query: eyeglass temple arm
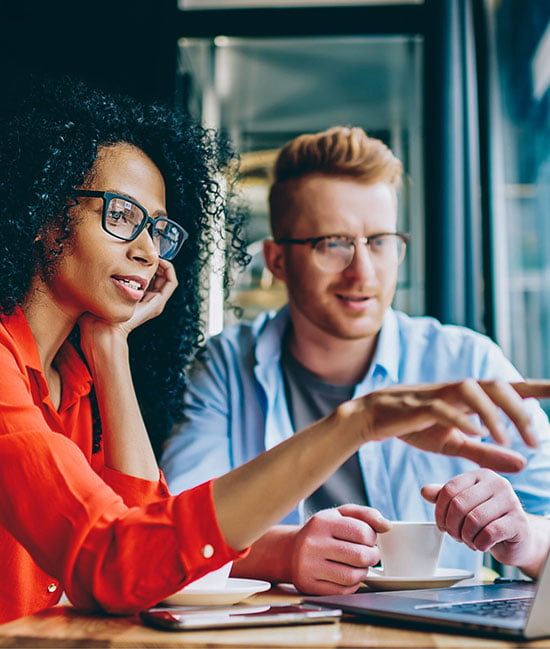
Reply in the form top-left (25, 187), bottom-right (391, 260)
top-left (274, 237), bottom-right (322, 246)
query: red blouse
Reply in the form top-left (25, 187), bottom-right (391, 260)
top-left (0, 308), bottom-right (246, 623)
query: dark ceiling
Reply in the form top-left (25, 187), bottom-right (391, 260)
top-left (0, 1), bottom-right (179, 107)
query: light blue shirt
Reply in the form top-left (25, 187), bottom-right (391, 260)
top-left (162, 307), bottom-right (550, 576)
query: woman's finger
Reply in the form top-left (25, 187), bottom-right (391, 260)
top-left (140, 260), bottom-right (178, 307)
top-left (480, 380), bottom-right (537, 448)
top-left (155, 259), bottom-right (178, 295)
top-left (401, 424), bottom-right (526, 472)
top-left (511, 380), bottom-right (550, 399)
top-left (439, 380), bottom-right (509, 445)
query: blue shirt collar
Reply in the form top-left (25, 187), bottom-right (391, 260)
top-left (255, 305), bottom-right (290, 366)
top-left (365, 308), bottom-right (400, 385)
top-left (255, 305), bottom-right (400, 385)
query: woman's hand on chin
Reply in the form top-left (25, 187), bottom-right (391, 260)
top-left (78, 260), bottom-right (177, 362)
top-left (120, 259), bottom-right (178, 334)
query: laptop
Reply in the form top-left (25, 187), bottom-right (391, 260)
top-left (305, 551), bottom-right (550, 640)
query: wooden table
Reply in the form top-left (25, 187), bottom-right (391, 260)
top-left (0, 587), bottom-right (549, 649)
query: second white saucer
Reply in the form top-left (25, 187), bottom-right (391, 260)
top-left (160, 578), bottom-right (271, 607)
top-left (362, 567), bottom-right (474, 591)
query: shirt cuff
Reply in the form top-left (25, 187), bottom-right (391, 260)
top-left (173, 480), bottom-right (249, 583)
top-left (100, 466), bottom-right (170, 507)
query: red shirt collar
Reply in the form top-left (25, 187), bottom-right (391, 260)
top-left (1, 307), bottom-right (93, 408)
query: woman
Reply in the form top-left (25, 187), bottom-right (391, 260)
top-left (0, 77), bottom-right (546, 624)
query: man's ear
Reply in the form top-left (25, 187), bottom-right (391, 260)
top-left (263, 238), bottom-right (287, 283)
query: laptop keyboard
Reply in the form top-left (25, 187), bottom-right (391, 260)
top-left (431, 598), bottom-right (532, 620)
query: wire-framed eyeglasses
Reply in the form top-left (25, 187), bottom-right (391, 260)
top-left (275, 232), bottom-right (410, 272)
top-left (71, 190), bottom-right (188, 261)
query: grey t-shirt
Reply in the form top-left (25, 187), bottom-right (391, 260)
top-left (281, 335), bottom-right (368, 519)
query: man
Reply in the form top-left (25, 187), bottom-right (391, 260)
top-left (162, 126), bottom-right (550, 594)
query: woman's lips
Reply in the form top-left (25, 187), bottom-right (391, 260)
top-left (111, 275), bottom-right (147, 301)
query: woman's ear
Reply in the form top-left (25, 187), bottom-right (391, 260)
top-left (263, 239), bottom-right (287, 283)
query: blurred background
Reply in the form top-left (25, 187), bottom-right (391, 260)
top-left (1, 0), bottom-right (549, 386)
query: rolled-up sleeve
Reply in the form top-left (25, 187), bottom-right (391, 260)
top-left (0, 310), bottom-right (250, 621)
top-left (0, 430), bottom-right (247, 616)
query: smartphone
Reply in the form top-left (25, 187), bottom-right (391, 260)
top-left (140, 603), bottom-right (342, 631)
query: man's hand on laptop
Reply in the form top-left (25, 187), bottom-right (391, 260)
top-left (422, 469), bottom-right (550, 579)
top-left (289, 504), bottom-right (390, 595)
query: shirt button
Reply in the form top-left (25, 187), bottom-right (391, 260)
top-left (201, 544), bottom-right (214, 558)
top-left (47, 583), bottom-right (57, 593)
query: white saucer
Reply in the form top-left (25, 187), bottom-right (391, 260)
top-left (361, 567), bottom-right (474, 591)
top-left (160, 578), bottom-right (271, 606)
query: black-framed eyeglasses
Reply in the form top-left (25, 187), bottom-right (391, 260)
top-left (71, 190), bottom-right (188, 261)
top-left (275, 232), bottom-right (410, 272)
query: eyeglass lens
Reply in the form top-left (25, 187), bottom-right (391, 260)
top-left (105, 196), bottom-right (183, 260)
top-left (105, 197), bottom-right (144, 239)
top-left (314, 235), bottom-right (405, 272)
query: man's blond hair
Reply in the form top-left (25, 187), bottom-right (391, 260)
top-left (269, 126), bottom-right (402, 237)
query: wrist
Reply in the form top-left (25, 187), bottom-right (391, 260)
top-left (333, 396), bottom-right (375, 446)
top-left (265, 526), bottom-right (299, 583)
top-left (517, 516), bottom-right (550, 578)
top-left (232, 526), bottom-right (299, 583)
top-left (81, 331), bottom-right (129, 375)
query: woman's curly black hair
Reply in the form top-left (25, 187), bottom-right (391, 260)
top-left (0, 76), bottom-right (249, 458)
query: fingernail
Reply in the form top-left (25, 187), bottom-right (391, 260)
top-left (496, 423), bottom-right (511, 446)
top-left (524, 424), bottom-right (538, 447)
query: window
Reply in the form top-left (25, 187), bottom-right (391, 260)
top-left (177, 33), bottom-right (424, 332)
top-left (487, 1), bottom-right (550, 380)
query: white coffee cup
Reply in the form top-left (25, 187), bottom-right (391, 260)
top-left (182, 561), bottom-right (233, 591)
top-left (377, 521), bottom-right (443, 578)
